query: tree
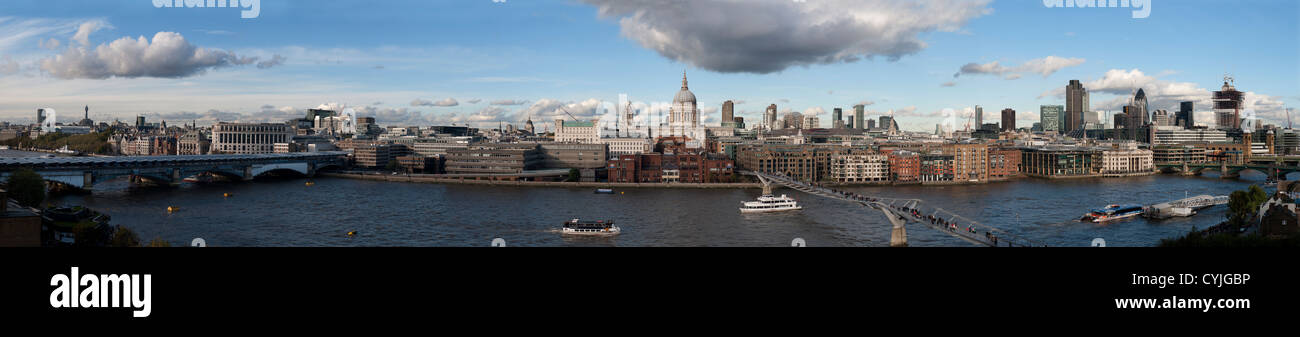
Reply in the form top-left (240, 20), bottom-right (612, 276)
top-left (146, 237), bottom-right (171, 247)
top-left (110, 226), bottom-right (141, 247)
top-left (5, 169), bottom-right (46, 207)
top-left (1226, 185), bottom-right (1268, 228)
top-left (567, 168), bottom-right (580, 182)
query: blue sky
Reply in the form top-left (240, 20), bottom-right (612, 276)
top-left (0, 0), bottom-right (1296, 132)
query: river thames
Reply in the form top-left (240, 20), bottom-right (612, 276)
top-left (43, 169), bottom-right (1277, 247)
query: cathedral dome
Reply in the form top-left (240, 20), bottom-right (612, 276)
top-left (673, 72), bottom-right (696, 104)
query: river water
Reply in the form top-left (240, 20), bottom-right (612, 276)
top-left (42, 169), bottom-right (1274, 247)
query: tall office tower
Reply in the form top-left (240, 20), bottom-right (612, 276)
top-left (1151, 109), bottom-right (1172, 127)
top-left (854, 104), bottom-right (866, 130)
top-left (1065, 80), bottom-right (1089, 132)
top-left (879, 115), bottom-right (898, 133)
top-left (722, 100), bottom-right (735, 128)
top-left (1177, 101), bottom-right (1195, 129)
top-left (867, 120), bottom-right (876, 129)
top-left (1132, 88), bottom-right (1150, 125)
top-left (803, 116), bottom-right (820, 129)
top-left (1040, 105), bottom-right (1063, 133)
top-left (1001, 108), bottom-right (1016, 132)
top-left (782, 111), bottom-right (804, 129)
top-left (1123, 105), bottom-right (1143, 140)
top-left (1214, 77), bottom-right (1244, 130)
top-left (764, 104), bottom-right (778, 130)
top-left (1114, 112), bottom-right (1129, 129)
top-left (974, 105), bottom-right (984, 126)
top-left (847, 119), bottom-right (854, 129)
top-left (832, 108), bottom-right (843, 127)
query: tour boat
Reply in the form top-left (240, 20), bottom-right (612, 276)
top-left (1081, 204), bottom-right (1144, 223)
top-left (562, 219), bottom-right (620, 235)
top-left (594, 188), bottom-right (614, 194)
top-left (55, 145), bottom-right (76, 154)
top-left (739, 194), bottom-right (802, 213)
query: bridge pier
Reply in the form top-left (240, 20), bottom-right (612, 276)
top-left (890, 222), bottom-right (908, 247)
top-left (871, 204), bottom-right (909, 247)
top-left (170, 168), bottom-right (182, 187)
top-left (82, 172), bottom-right (94, 191)
top-left (307, 163), bottom-right (317, 177)
top-left (242, 166), bottom-right (254, 181)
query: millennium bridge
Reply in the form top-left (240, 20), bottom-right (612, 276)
top-left (741, 171), bottom-right (1044, 247)
top-left (0, 151), bottom-right (348, 190)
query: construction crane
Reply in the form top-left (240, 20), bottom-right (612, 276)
top-left (556, 105), bottom-right (580, 122)
top-left (1287, 106), bottom-right (1292, 129)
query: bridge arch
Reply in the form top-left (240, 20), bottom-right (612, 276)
top-left (1231, 167), bottom-right (1269, 177)
top-left (315, 163), bottom-right (344, 173)
top-left (254, 168), bottom-right (310, 179)
top-left (250, 162), bottom-right (310, 177)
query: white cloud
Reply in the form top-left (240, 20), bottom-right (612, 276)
top-left (39, 38), bottom-right (60, 50)
top-left (39, 31), bottom-right (267, 79)
top-left (0, 56), bottom-right (17, 75)
top-left (411, 97), bottom-right (459, 107)
top-left (583, 0), bottom-right (991, 73)
top-left (490, 99), bottom-right (529, 106)
top-left (255, 54), bottom-right (286, 69)
top-left (72, 20), bottom-right (109, 47)
top-left (955, 56), bottom-right (1085, 79)
top-left (0, 17), bottom-right (85, 53)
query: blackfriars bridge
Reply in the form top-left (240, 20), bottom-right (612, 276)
top-left (0, 151), bottom-right (348, 190)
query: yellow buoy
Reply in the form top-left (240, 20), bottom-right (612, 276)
top-left (347, 231), bottom-right (356, 237)
top-left (167, 206), bottom-right (179, 213)
top-left (223, 193), bottom-right (232, 198)
top-left (305, 181), bottom-right (315, 186)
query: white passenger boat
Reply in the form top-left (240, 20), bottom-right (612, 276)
top-left (739, 194), bottom-right (802, 213)
top-left (561, 219), bottom-right (620, 235)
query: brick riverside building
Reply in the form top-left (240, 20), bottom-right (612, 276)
top-left (735, 144), bottom-right (860, 182)
top-left (884, 150), bottom-right (921, 183)
top-left (988, 148), bottom-right (1021, 180)
top-left (606, 153), bottom-right (734, 183)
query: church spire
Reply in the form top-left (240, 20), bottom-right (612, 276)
top-left (681, 70), bottom-right (688, 90)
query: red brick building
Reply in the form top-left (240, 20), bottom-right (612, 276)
top-left (607, 153), bottom-right (734, 183)
top-left (883, 150), bottom-right (920, 183)
top-left (988, 148), bottom-right (1022, 180)
top-left (151, 136), bottom-right (178, 155)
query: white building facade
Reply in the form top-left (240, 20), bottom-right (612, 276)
top-left (1101, 148), bottom-right (1155, 175)
top-left (211, 122), bottom-right (295, 154)
top-left (554, 119), bottom-right (600, 143)
top-left (830, 154), bottom-right (891, 183)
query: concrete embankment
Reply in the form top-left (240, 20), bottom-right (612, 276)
top-left (318, 172), bottom-right (763, 189)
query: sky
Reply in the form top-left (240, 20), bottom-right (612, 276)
top-left (0, 0), bottom-right (1296, 132)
